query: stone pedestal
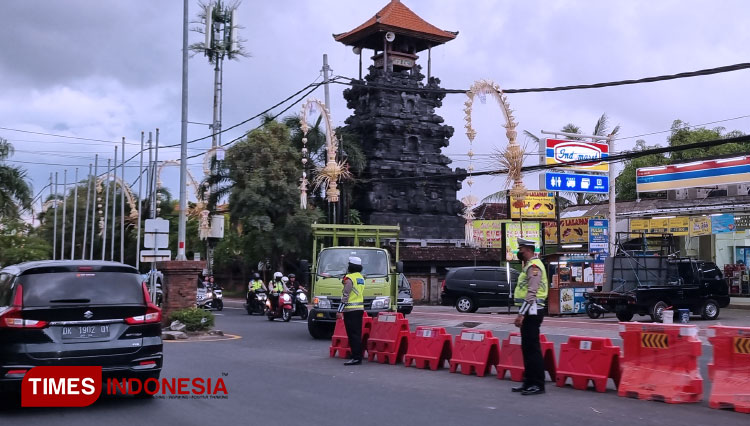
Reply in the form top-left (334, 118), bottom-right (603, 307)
top-left (156, 260), bottom-right (205, 326)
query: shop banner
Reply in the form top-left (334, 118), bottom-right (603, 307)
top-left (593, 260), bottom-right (606, 286)
top-left (504, 222), bottom-right (542, 261)
top-left (668, 217), bottom-right (689, 236)
top-left (637, 155), bottom-right (750, 193)
top-left (711, 214), bottom-right (736, 234)
top-left (560, 217), bottom-right (589, 244)
top-left (472, 220), bottom-right (508, 248)
top-left (649, 218), bottom-right (669, 233)
top-left (560, 288), bottom-right (588, 314)
top-left (545, 139), bottom-right (609, 172)
top-left (543, 221), bottom-right (558, 245)
top-left (588, 219), bottom-right (609, 254)
top-left (629, 218), bottom-right (650, 237)
top-left (735, 215), bottom-right (750, 231)
top-left (689, 216), bottom-right (712, 236)
top-left (509, 191), bottom-right (556, 220)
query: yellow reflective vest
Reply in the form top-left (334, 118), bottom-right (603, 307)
top-left (249, 280), bottom-right (264, 291)
top-left (514, 258), bottom-right (548, 307)
top-left (342, 272), bottom-right (365, 311)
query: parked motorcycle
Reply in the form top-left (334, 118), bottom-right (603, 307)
top-left (292, 287), bottom-right (309, 320)
top-left (266, 291), bottom-right (293, 322)
top-left (198, 282), bottom-right (224, 311)
top-left (245, 290), bottom-right (268, 315)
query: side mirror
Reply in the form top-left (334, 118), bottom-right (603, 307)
top-left (396, 261), bottom-right (404, 274)
top-left (300, 260), bottom-right (310, 286)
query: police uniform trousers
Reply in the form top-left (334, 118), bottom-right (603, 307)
top-left (343, 310), bottom-right (364, 361)
top-left (521, 309), bottom-right (546, 389)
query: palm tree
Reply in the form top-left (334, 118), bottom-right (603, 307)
top-left (0, 138), bottom-right (33, 220)
top-left (524, 113), bottom-right (619, 206)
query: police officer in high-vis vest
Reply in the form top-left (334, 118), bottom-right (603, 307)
top-left (512, 238), bottom-right (549, 395)
top-left (337, 256), bottom-right (365, 366)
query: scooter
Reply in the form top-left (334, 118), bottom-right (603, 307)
top-left (245, 290), bottom-right (268, 315)
top-left (198, 283), bottom-right (224, 311)
top-left (292, 287), bottom-right (309, 320)
top-left (266, 291), bottom-right (293, 322)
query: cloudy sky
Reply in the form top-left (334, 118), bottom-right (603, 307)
top-left (2, 0), bottom-right (749, 215)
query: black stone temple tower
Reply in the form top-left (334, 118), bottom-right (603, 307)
top-left (334, 0), bottom-right (465, 239)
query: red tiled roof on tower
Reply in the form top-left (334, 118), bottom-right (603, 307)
top-left (333, 0), bottom-right (457, 52)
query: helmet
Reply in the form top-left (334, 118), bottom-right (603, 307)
top-left (281, 276), bottom-right (289, 284)
top-left (253, 273), bottom-right (260, 279)
top-left (273, 272), bottom-right (283, 280)
top-left (288, 274), bottom-right (296, 279)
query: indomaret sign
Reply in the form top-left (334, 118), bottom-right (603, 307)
top-left (545, 139), bottom-right (609, 172)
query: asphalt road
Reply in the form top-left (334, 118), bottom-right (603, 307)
top-left (2, 303), bottom-right (749, 425)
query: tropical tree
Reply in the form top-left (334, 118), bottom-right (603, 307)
top-left (615, 120), bottom-right (748, 200)
top-left (0, 138), bottom-right (33, 220)
top-left (0, 218), bottom-right (51, 266)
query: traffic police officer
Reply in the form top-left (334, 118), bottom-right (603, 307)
top-left (337, 256), bottom-right (365, 365)
top-left (512, 238), bottom-right (549, 395)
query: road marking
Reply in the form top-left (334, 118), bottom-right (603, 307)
top-left (164, 333), bottom-right (243, 343)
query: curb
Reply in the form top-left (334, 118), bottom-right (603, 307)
top-left (728, 304), bottom-right (750, 310)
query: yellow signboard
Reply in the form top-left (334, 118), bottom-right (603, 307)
top-left (560, 217), bottom-right (589, 244)
top-left (668, 217), bottom-right (689, 236)
top-left (689, 216), bottom-right (712, 237)
top-left (505, 222), bottom-right (542, 261)
top-left (543, 221), bottom-right (558, 245)
top-left (649, 218), bottom-right (669, 234)
top-left (630, 219), bottom-right (649, 236)
top-left (510, 191), bottom-right (556, 220)
top-left (641, 333), bottom-right (669, 349)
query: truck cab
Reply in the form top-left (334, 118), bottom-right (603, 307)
top-left (305, 224), bottom-right (401, 339)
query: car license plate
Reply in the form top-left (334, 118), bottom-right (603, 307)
top-left (62, 325), bottom-right (110, 339)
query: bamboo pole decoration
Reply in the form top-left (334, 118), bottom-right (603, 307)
top-left (463, 79), bottom-right (527, 201)
top-left (299, 98), bottom-right (350, 207)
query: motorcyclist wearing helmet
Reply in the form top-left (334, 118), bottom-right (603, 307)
top-left (269, 272), bottom-right (288, 311)
top-left (248, 272), bottom-right (267, 309)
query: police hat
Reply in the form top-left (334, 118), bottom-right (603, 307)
top-left (517, 237), bottom-right (536, 248)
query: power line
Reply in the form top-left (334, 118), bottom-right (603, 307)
top-left (0, 127), bottom-right (137, 145)
top-left (333, 61), bottom-right (750, 95)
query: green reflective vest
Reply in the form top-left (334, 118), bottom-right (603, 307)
top-left (271, 281), bottom-right (284, 293)
top-left (343, 272), bottom-right (365, 311)
top-left (250, 280), bottom-right (264, 291)
top-left (514, 258), bottom-right (549, 307)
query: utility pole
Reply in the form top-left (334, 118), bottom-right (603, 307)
top-left (71, 168), bottom-right (78, 260)
top-left (177, 0), bottom-right (189, 261)
top-left (90, 155), bottom-right (98, 260)
top-left (121, 138), bottom-right (125, 263)
top-left (608, 133), bottom-right (617, 255)
top-left (322, 53), bottom-right (340, 224)
top-left (61, 169), bottom-right (67, 260)
top-left (136, 132), bottom-right (145, 270)
top-left (102, 159), bottom-right (111, 260)
top-left (52, 172), bottom-right (57, 260)
top-left (111, 145), bottom-right (118, 261)
top-left (82, 163), bottom-right (92, 259)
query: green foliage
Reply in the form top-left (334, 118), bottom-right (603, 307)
top-left (0, 219), bottom-right (51, 267)
top-left (615, 121), bottom-right (748, 201)
top-left (209, 120), bottom-right (323, 271)
top-left (0, 138), bottom-right (33, 221)
top-left (167, 308), bottom-right (214, 332)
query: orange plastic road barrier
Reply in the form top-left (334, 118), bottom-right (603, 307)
top-left (618, 322), bottom-right (702, 404)
top-left (449, 329), bottom-right (500, 377)
top-left (404, 326), bottom-right (453, 370)
top-left (555, 336), bottom-right (621, 392)
top-left (708, 325), bottom-right (750, 413)
top-left (496, 332), bottom-right (556, 382)
top-left (329, 312), bottom-right (372, 359)
top-left (366, 312), bottom-right (410, 364)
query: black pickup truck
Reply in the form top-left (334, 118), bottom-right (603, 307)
top-left (585, 255), bottom-right (730, 322)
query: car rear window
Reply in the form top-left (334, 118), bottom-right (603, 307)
top-left (0, 273), bottom-right (14, 307)
top-left (474, 270), bottom-right (496, 281)
top-left (18, 272), bottom-right (144, 307)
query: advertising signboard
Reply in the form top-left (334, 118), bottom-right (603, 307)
top-left (636, 156), bottom-right (750, 193)
top-left (588, 219), bottom-right (609, 254)
top-left (545, 139), bottom-right (609, 172)
top-left (711, 214), bottom-right (736, 234)
top-left (504, 222), bottom-right (542, 261)
top-left (544, 172), bottom-right (609, 193)
top-left (689, 216), bottom-right (712, 236)
top-left (509, 191), bottom-right (556, 220)
top-left (472, 220), bottom-right (508, 248)
top-left (668, 217), bottom-right (690, 236)
top-left (560, 217), bottom-right (589, 244)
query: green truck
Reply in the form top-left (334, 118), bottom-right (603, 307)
top-left (302, 224), bottom-right (402, 339)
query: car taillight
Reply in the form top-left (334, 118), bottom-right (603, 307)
top-left (440, 280), bottom-right (446, 292)
top-left (0, 285), bottom-right (48, 329)
top-left (125, 283), bottom-right (162, 325)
